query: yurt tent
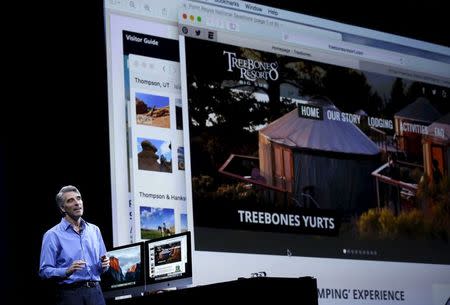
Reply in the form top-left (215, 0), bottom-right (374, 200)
top-left (259, 103), bottom-right (381, 213)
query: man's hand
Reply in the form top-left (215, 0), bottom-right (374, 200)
top-left (101, 255), bottom-right (110, 270)
top-left (65, 260), bottom-right (86, 277)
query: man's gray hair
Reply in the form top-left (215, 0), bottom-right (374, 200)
top-left (56, 185), bottom-right (81, 209)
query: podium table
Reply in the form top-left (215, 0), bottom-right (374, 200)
top-left (107, 276), bottom-right (318, 304)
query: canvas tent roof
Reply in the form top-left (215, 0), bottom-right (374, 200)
top-left (260, 107), bottom-right (380, 155)
top-left (394, 97), bottom-right (441, 123)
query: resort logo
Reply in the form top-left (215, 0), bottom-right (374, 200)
top-left (223, 51), bottom-right (279, 81)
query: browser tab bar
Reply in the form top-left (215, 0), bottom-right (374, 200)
top-left (191, 0), bottom-right (450, 57)
top-left (180, 1), bottom-right (341, 45)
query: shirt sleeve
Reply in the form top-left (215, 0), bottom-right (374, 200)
top-left (96, 226), bottom-right (109, 273)
top-left (39, 231), bottom-right (67, 279)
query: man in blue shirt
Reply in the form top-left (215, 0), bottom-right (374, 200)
top-left (39, 185), bottom-right (110, 305)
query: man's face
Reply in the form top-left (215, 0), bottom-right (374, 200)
top-left (61, 191), bottom-right (83, 218)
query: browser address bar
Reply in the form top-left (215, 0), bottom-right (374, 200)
top-left (283, 32), bottom-right (404, 66)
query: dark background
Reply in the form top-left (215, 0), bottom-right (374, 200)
top-left (3, 0), bottom-right (449, 303)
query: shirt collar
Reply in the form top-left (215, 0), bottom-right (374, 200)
top-left (60, 217), bottom-right (87, 231)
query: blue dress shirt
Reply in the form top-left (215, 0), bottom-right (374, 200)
top-left (39, 218), bottom-right (107, 284)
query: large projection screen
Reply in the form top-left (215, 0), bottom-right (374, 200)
top-left (103, 1), bottom-right (450, 304)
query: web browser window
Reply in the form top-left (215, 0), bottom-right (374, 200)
top-left (104, 0), bottom-right (187, 245)
top-left (178, 1), bottom-right (450, 304)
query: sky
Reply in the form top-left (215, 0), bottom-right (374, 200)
top-left (140, 207), bottom-right (175, 230)
top-left (137, 137), bottom-right (172, 161)
top-left (136, 92), bottom-right (170, 108)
